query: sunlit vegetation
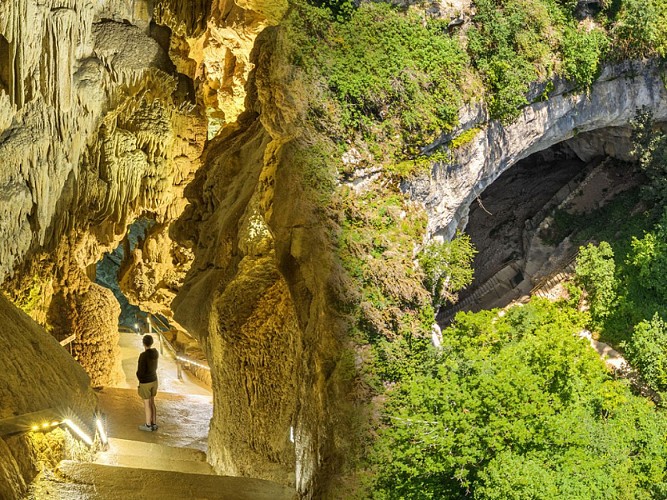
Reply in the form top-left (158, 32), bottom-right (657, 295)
top-left (370, 300), bottom-right (667, 498)
top-left (285, 0), bottom-right (667, 165)
top-left (418, 232), bottom-right (476, 310)
top-left (278, 0), bottom-right (667, 495)
top-left (565, 115), bottom-right (667, 402)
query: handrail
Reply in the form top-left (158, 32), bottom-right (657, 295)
top-left (149, 314), bottom-right (171, 333)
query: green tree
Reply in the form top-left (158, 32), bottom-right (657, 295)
top-left (417, 232), bottom-right (476, 311)
top-left (631, 109), bottom-right (667, 207)
top-left (629, 227), bottom-right (667, 301)
top-left (575, 241), bottom-right (617, 327)
top-left (370, 300), bottom-right (667, 498)
top-left (625, 313), bottom-right (667, 393)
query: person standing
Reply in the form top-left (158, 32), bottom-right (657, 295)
top-left (136, 334), bottom-right (159, 431)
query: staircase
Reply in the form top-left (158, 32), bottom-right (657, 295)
top-left (32, 437), bottom-right (295, 500)
top-left (439, 263), bottom-right (523, 324)
top-left (26, 366), bottom-right (297, 499)
top-left (93, 437), bottom-right (214, 475)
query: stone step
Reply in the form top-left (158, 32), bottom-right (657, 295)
top-left (103, 437), bottom-right (207, 462)
top-left (94, 437), bottom-right (212, 475)
top-left (57, 460), bottom-right (297, 500)
top-left (95, 451), bottom-right (214, 475)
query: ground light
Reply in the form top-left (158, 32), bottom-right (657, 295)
top-left (30, 421), bottom-right (60, 432)
top-left (96, 416), bottom-right (108, 446)
top-left (176, 355), bottom-right (210, 370)
top-left (63, 418), bottom-right (93, 446)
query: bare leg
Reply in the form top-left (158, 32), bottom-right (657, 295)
top-left (149, 396), bottom-right (157, 426)
top-left (143, 399), bottom-right (152, 425)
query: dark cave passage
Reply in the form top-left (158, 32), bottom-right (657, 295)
top-left (439, 130), bottom-right (643, 324)
top-left (463, 142), bottom-right (585, 291)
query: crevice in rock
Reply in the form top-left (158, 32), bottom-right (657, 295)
top-left (0, 34), bottom-right (11, 94)
top-left (96, 215), bottom-right (155, 330)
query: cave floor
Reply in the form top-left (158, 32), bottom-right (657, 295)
top-left (116, 330), bottom-right (211, 396)
top-left (97, 330), bottom-right (213, 451)
top-left (26, 332), bottom-right (297, 499)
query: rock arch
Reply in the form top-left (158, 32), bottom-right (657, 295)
top-left (408, 61), bottom-right (667, 239)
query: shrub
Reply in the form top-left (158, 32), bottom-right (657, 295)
top-left (285, 1), bottom-right (468, 156)
top-left (418, 233), bottom-right (476, 311)
top-left (561, 25), bottom-right (609, 88)
top-left (575, 241), bottom-right (617, 326)
top-left (624, 313), bottom-right (667, 393)
top-left (631, 109), bottom-right (667, 207)
top-left (610, 0), bottom-right (667, 58)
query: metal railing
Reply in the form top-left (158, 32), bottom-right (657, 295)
top-left (145, 313), bottom-right (211, 381)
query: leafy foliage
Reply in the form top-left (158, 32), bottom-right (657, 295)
top-left (370, 300), bottom-right (667, 498)
top-left (631, 109), bottom-right (667, 207)
top-left (337, 187), bottom-right (432, 338)
top-left (610, 0), bottom-right (667, 58)
top-left (624, 313), bottom-right (667, 394)
top-left (575, 242), bottom-right (617, 327)
top-left (466, 0), bottom-right (560, 121)
top-left (287, 1), bottom-right (468, 155)
top-left (628, 222), bottom-right (667, 302)
top-left (561, 25), bottom-right (609, 88)
top-left (417, 232), bottom-right (476, 310)
top-left (278, 0), bottom-right (667, 494)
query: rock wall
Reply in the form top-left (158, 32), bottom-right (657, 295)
top-left (407, 61), bottom-right (667, 239)
top-left (173, 28), bottom-right (349, 497)
top-left (154, 0), bottom-right (287, 138)
top-left (118, 0), bottom-right (287, 321)
top-left (0, 293), bottom-right (96, 499)
top-left (0, 0), bottom-right (206, 385)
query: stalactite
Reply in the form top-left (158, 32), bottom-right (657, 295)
top-left (153, 0), bottom-right (211, 38)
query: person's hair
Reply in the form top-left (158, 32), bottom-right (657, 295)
top-left (142, 334), bottom-right (154, 347)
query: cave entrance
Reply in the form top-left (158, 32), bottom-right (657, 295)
top-left (439, 128), bottom-right (643, 323)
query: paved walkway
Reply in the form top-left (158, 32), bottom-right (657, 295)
top-left (98, 331), bottom-right (213, 450)
top-left (116, 331), bottom-right (211, 395)
top-left (28, 331), bottom-right (296, 499)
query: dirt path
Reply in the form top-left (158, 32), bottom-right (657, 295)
top-left (578, 330), bottom-right (629, 372)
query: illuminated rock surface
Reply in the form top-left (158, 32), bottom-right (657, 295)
top-left (0, 294), bottom-right (96, 499)
top-left (2, 0), bottom-right (666, 498)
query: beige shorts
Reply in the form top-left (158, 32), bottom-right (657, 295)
top-left (138, 380), bottom-right (158, 400)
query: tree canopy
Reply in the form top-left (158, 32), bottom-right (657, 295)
top-left (370, 300), bottom-right (667, 498)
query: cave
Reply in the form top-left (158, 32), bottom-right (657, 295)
top-left (438, 127), bottom-right (643, 323)
top-left (2, 1), bottom-right (667, 499)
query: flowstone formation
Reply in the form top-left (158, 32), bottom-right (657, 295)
top-left (118, 0), bottom-right (288, 321)
top-left (0, 0), bottom-right (206, 386)
top-left (153, 0), bottom-right (287, 138)
top-left (172, 27), bottom-right (351, 495)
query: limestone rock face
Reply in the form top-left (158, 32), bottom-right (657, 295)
top-left (118, 222), bottom-right (193, 318)
top-left (407, 61), bottom-right (667, 239)
top-left (0, 0), bottom-right (206, 385)
top-left (156, 0), bottom-right (288, 138)
top-left (0, 293), bottom-right (96, 498)
top-left (117, 0), bottom-right (287, 321)
top-left (173, 29), bottom-right (348, 496)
